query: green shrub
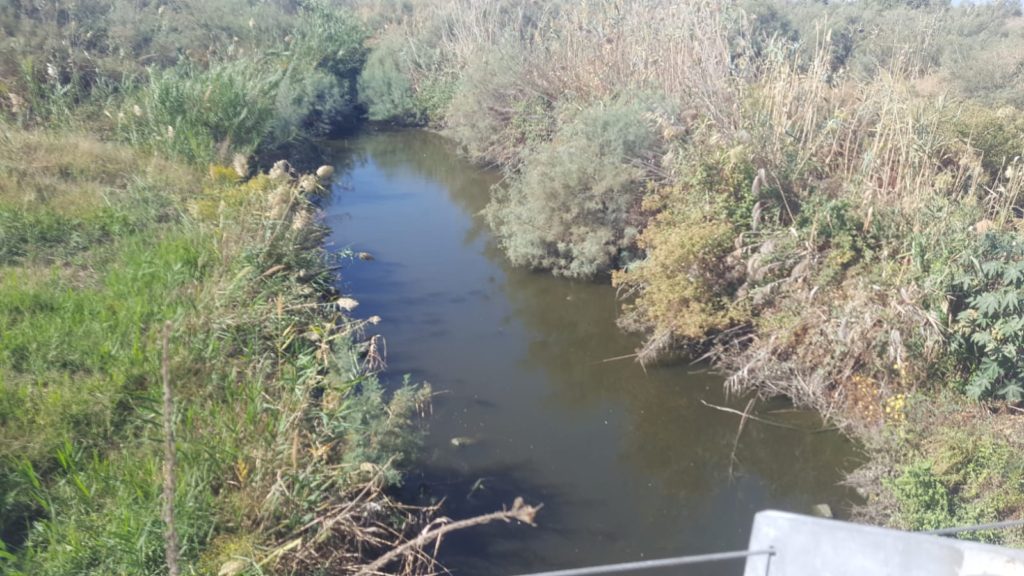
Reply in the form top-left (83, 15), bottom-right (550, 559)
top-left (118, 47), bottom-right (363, 163)
top-left (795, 197), bottom-right (881, 286)
top-left (413, 75), bottom-right (457, 125)
top-left (943, 104), bottom-right (1024, 182)
top-left (358, 31), bottom-right (457, 126)
top-left (274, 67), bottom-right (355, 138)
top-left (444, 50), bottom-right (555, 166)
top-left (485, 97), bottom-right (665, 278)
top-left (292, 1), bottom-right (367, 82)
top-left (949, 232), bottom-right (1024, 401)
top-left (2, 0), bottom-right (367, 146)
top-left (117, 60), bottom-right (281, 163)
top-left (287, 0), bottom-right (368, 134)
top-left (110, 2), bottom-right (369, 161)
top-left (885, 421), bottom-right (1024, 544)
top-left (613, 147), bottom-right (758, 344)
top-left (891, 461), bottom-right (953, 531)
top-left (358, 36), bottom-right (422, 123)
top-left (0, 0), bottom-right (300, 126)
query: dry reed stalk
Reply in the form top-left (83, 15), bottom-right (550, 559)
top-left (363, 334), bottom-right (387, 374)
top-left (161, 321), bottom-right (181, 576)
top-left (397, 0), bottom-right (745, 125)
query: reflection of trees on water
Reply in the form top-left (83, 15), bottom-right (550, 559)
top-left (496, 268), bottom-right (734, 501)
top-left (514, 269), bottom-right (859, 506)
top-left (330, 130), bottom-right (498, 244)
top-left (492, 197), bottom-right (862, 516)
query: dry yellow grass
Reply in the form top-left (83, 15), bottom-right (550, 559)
top-left (0, 128), bottom-right (195, 213)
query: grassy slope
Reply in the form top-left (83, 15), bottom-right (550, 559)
top-left (0, 1), bottom-right (435, 573)
top-left (0, 127), bottom-right (431, 575)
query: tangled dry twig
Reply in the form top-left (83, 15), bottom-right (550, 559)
top-left (355, 498), bottom-right (542, 576)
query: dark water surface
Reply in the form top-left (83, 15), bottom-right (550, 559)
top-left (324, 131), bottom-right (861, 576)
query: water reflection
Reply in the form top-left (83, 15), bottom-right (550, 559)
top-left (324, 130), bottom-right (861, 576)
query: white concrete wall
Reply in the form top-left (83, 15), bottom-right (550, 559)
top-left (744, 511), bottom-right (1024, 576)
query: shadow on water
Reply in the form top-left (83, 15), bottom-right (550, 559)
top-left (322, 130), bottom-right (863, 576)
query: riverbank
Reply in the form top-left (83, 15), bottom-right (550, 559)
top-left (0, 127), bottom-right (437, 574)
top-left (350, 0), bottom-right (1024, 541)
top-left (0, 3), bottom-right (442, 574)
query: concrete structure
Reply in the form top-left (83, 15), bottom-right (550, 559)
top-left (744, 510), bottom-right (1024, 576)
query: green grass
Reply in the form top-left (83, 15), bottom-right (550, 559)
top-left (0, 0), bottom-right (435, 571)
top-left (0, 180), bottom-right (217, 573)
top-left (0, 230), bottom-right (209, 439)
top-left (0, 124), bottom-right (428, 574)
top-left (117, 61), bottom-right (283, 164)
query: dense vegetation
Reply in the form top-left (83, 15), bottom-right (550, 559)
top-left (6, 0), bottom-right (1024, 567)
top-left (0, 2), bottom-right (437, 574)
top-left (351, 0), bottom-right (1024, 543)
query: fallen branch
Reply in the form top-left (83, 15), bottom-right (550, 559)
top-left (728, 398), bottom-right (756, 480)
top-left (599, 352), bottom-right (639, 363)
top-left (355, 498), bottom-right (542, 576)
top-left (700, 400), bottom-right (838, 432)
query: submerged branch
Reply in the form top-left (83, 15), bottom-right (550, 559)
top-left (356, 498), bottom-right (542, 576)
top-left (700, 400), bottom-right (838, 433)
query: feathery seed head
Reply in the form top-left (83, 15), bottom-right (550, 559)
top-left (232, 154), bottom-right (249, 178)
top-left (269, 160), bottom-right (292, 181)
top-left (298, 174), bottom-right (318, 194)
top-left (336, 297), bottom-right (359, 311)
top-left (291, 210), bottom-right (312, 231)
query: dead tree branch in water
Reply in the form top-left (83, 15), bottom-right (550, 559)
top-left (355, 498), bottom-right (542, 576)
top-left (700, 399), bottom-right (838, 432)
top-left (728, 398), bottom-right (756, 480)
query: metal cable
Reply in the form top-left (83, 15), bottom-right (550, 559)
top-left (925, 519), bottom-right (1024, 536)
top-left (511, 548), bottom-right (775, 576)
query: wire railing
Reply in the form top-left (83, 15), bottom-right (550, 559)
top-left (511, 548), bottom-right (774, 576)
top-left (511, 515), bottom-right (1024, 576)
top-left (924, 518), bottom-right (1024, 537)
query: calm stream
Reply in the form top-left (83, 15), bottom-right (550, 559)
top-left (324, 131), bottom-right (860, 575)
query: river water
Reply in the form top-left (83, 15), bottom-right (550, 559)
top-left (324, 130), bottom-right (860, 575)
